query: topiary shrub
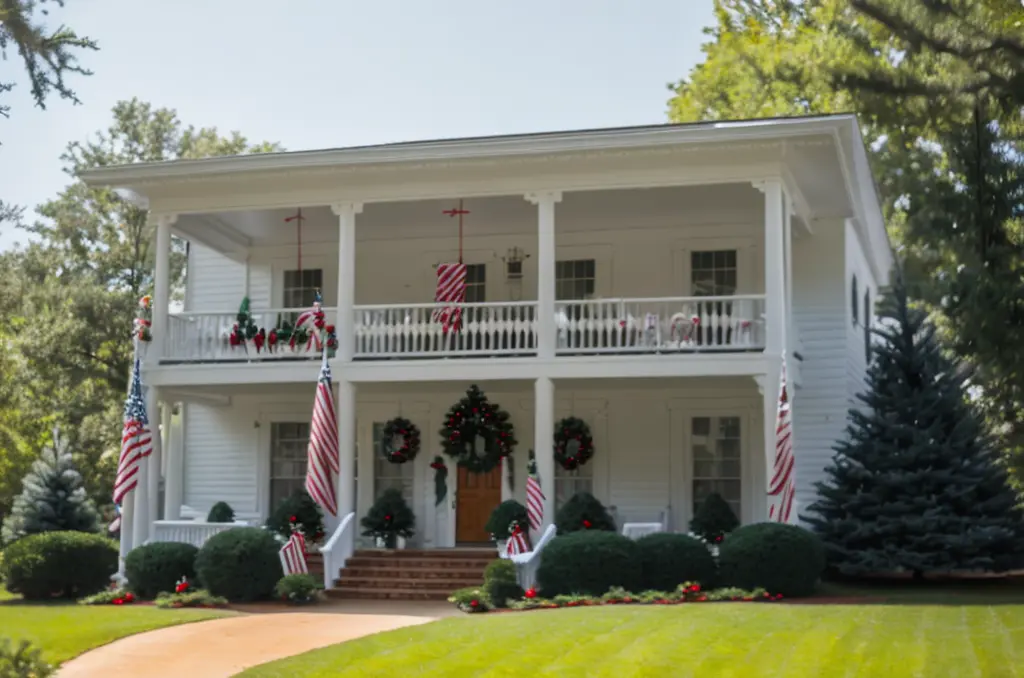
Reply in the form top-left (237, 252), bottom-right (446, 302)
top-left (206, 502), bottom-right (235, 523)
top-left (636, 533), bottom-right (718, 591)
top-left (484, 500), bottom-right (528, 541)
top-left (717, 522), bottom-right (825, 597)
top-left (482, 559), bottom-right (523, 608)
top-left (554, 492), bottom-right (616, 534)
top-left (537, 530), bottom-right (642, 596)
top-left (0, 639), bottom-right (54, 677)
top-left (124, 541), bottom-right (198, 599)
top-left (265, 490), bottom-right (325, 543)
top-left (1, 531), bottom-right (117, 599)
top-left (195, 527), bottom-right (282, 602)
top-left (689, 493), bottom-right (740, 545)
top-left (361, 488), bottom-right (415, 548)
top-left (275, 573), bottom-right (322, 605)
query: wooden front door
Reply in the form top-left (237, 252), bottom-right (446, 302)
top-left (456, 466), bottom-right (502, 544)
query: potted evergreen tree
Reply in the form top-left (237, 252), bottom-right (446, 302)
top-left (361, 489), bottom-right (415, 549)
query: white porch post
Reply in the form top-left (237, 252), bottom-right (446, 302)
top-left (331, 202), bottom-right (363, 363)
top-left (118, 487), bottom-right (135, 572)
top-left (145, 387), bottom-right (163, 541)
top-left (526, 192), bottom-right (561, 359)
top-left (336, 379), bottom-right (357, 529)
top-left (163, 403), bottom-right (184, 521)
top-left (150, 213), bottom-right (176, 364)
top-left (758, 178), bottom-right (787, 522)
top-left (533, 376), bottom-right (555, 532)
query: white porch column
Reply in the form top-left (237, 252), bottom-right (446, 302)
top-left (336, 379), bottom-right (357, 523)
top-left (132, 450), bottom-right (148, 548)
top-left (533, 376), bottom-right (555, 532)
top-left (118, 488), bottom-right (135, 573)
top-left (784, 195), bottom-right (794, 356)
top-left (331, 202), bottom-right (363, 362)
top-left (150, 213), bottom-right (176, 364)
top-left (163, 403), bottom-right (184, 521)
top-left (145, 387), bottom-right (163, 541)
top-left (757, 179), bottom-right (787, 356)
top-left (525, 192), bottom-right (562, 359)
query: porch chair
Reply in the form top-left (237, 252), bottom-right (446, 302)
top-left (610, 505), bottom-right (670, 540)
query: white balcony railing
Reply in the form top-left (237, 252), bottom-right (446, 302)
top-left (163, 295), bottom-right (766, 362)
top-left (151, 520), bottom-right (248, 548)
top-left (353, 301), bottom-right (537, 358)
top-left (555, 295), bottom-right (765, 354)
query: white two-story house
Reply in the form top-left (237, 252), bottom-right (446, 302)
top-left (83, 115), bottom-right (891, 576)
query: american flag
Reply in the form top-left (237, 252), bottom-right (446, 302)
top-left (279, 530), bottom-right (308, 575)
top-left (113, 357), bottom-right (152, 507)
top-left (305, 351), bottom-right (339, 516)
top-left (432, 263), bottom-right (466, 333)
top-left (768, 356), bottom-right (796, 523)
top-left (525, 455), bottom-right (545, 532)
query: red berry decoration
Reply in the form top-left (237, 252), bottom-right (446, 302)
top-left (582, 519), bottom-right (592, 529)
top-left (289, 515), bottom-right (297, 523)
top-left (525, 588), bottom-right (537, 599)
top-left (124, 592), bottom-right (135, 603)
top-left (470, 600), bottom-right (479, 608)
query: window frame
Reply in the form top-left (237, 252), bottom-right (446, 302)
top-left (282, 268), bottom-right (325, 309)
top-left (554, 463), bottom-right (595, 513)
top-left (555, 259), bottom-right (597, 301)
top-left (689, 414), bottom-right (743, 522)
top-left (463, 263), bottom-right (486, 304)
top-left (690, 249), bottom-right (739, 297)
top-left (372, 421), bottom-right (415, 502)
top-left (268, 422), bottom-right (311, 511)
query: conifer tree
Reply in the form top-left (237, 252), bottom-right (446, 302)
top-left (0, 428), bottom-right (100, 545)
top-left (805, 280), bottom-right (1024, 576)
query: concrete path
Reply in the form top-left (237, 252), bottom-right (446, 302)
top-left (58, 601), bottom-right (455, 678)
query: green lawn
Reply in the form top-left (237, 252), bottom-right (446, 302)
top-left (0, 588), bottom-right (232, 665)
top-left (240, 586), bottom-right (1024, 678)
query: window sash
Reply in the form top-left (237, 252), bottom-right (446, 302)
top-left (555, 259), bottom-right (596, 301)
top-left (283, 268), bottom-right (324, 308)
top-left (691, 416), bottom-right (742, 518)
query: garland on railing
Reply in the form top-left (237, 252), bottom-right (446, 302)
top-left (225, 294), bottom-right (337, 357)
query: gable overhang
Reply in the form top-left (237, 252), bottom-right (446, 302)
top-left (81, 115), bottom-right (893, 283)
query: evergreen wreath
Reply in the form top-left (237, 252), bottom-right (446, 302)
top-left (553, 417), bottom-right (594, 470)
top-left (380, 417), bottom-right (421, 464)
top-left (439, 384), bottom-right (517, 473)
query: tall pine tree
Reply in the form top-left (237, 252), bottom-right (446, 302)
top-left (0, 428), bottom-right (100, 545)
top-left (805, 279), bottom-right (1024, 577)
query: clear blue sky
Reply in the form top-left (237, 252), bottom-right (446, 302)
top-left (0, 0), bottom-right (715, 250)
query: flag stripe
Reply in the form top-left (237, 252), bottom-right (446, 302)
top-left (526, 472), bottom-right (544, 532)
top-left (279, 532), bottom-right (309, 575)
top-left (305, 353), bottom-right (339, 517)
top-left (114, 358), bottom-right (152, 506)
top-left (433, 263), bottom-right (466, 333)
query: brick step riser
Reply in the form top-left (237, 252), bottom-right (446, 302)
top-left (343, 558), bottom-right (493, 570)
top-left (335, 578), bottom-right (481, 591)
top-left (325, 589), bottom-right (452, 601)
top-left (352, 550), bottom-right (496, 561)
top-left (341, 568), bottom-right (486, 581)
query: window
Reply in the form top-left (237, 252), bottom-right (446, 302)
top-left (864, 289), bottom-right (872, 362)
top-left (851, 275), bottom-right (859, 325)
top-left (270, 423), bottom-right (310, 510)
top-left (464, 264), bottom-right (486, 303)
top-left (690, 250), bottom-right (738, 296)
top-left (556, 259), bottom-right (596, 300)
top-left (283, 269), bottom-right (324, 308)
top-left (555, 463), bottom-right (594, 513)
top-left (372, 422), bottom-right (414, 501)
top-left (691, 416), bottom-right (742, 519)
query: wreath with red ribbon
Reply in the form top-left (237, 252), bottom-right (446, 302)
top-left (380, 417), bottom-right (421, 464)
top-left (553, 417), bottom-right (594, 470)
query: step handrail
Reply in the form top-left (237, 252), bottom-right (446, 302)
top-left (510, 524), bottom-right (557, 591)
top-left (319, 512), bottom-right (355, 590)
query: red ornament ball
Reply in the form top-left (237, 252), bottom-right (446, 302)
top-left (582, 519), bottom-right (592, 529)
top-left (289, 515), bottom-right (297, 523)
top-left (124, 592), bottom-right (135, 603)
top-left (524, 588), bottom-right (537, 599)
top-left (469, 600), bottom-right (479, 608)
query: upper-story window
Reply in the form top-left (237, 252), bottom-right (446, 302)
top-left (851, 274), bottom-right (859, 326)
top-left (556, 259), bottom-right (596, 300)
top-left (691, 250), bottom-right (737, 296)
top-left (464, 264), bottom-right (486, 303)
top-left (284, 268), bottom-right (323, 308)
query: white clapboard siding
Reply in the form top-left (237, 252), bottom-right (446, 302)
top-left (186, 243), bottom-right (245, 312)
top-left (183, 402), bottom-right (260, 518)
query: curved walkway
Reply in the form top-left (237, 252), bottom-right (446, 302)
top-left (58, 601), bottom-right (453, 678)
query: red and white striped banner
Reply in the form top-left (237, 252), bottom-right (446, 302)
top-left (432, 263), bottom-right (466, 333)
top-left (305, 352), bottom-right (339, 516)
top-left (279, 531), bottom-right (308, 575)
top-left (768, 356), bottom-right (796, 523)
top-left (526, 461), bottom-right (544, 532)
top-left (505, 524), bottom-right (529, 557)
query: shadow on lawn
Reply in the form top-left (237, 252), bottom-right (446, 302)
top-left (818, 574), bottom-right (1024, 606)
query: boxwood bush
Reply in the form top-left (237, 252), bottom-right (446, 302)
top-left (717, 522), bottom-right (826, 597)
top-left (554, 492), bottom-right (616, 534)
top-left (636, 533), bottom-right (718, 591)
top-left (206, 501), bottom-right (235, 523)
top-left (484, 500), bottom-right (528, 540)
top-left (537, 530), bottom-right (642, 596)
top-left (482, 558), bottom-right (523, 608)
top-left (0, 531), bottom-right (117, 599)
top-left (195, 527), bottom-right (283, 602)
top-left (125, 541), bottom-right (199, 599)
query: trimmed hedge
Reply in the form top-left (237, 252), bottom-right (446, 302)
top-left (717, 522), bottom-right (825, 597)
top-left (195, 527), bottom-right (283, 602)
top-left (554, 492), bottom-right (616, 534)
top-left (0, 531), bottom-right (117, 599)
top-left (636, 533), bottom-right (718, 591)
top-left (482, 559), bottom-right (523, 608)
top-left (537, 530), bottom-right (642, 596)
top-left (125, 541), bottom-right (199, 599)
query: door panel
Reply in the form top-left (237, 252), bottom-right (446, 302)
top-left (456, 466), bottom-right (502, 544)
